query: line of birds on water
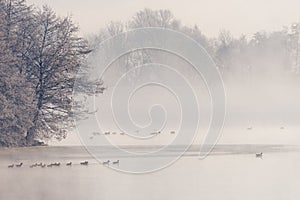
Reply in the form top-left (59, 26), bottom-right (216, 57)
top-left (90, 130), bottom-right (176, 139)
top-left (92, 126), bottom-right (285, 138)
top-left (7, 160), bottom-right (120, 168)
top-left (246, 126), bottom-right (285, 130)
top-left (7, 153), bottom-right (263, 168)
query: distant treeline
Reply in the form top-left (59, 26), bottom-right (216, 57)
top-left (90, 8), bottom-right (300, 79)
top-left (1, 1), bottom-right (299, 147)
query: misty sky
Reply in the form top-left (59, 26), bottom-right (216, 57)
top-left (27, 0), bottom-right (300, 37)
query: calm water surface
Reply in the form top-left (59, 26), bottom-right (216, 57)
top-left (1, 145), bottom-right (300, 200)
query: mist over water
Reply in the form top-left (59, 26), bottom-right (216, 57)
top-left (2, 0), bottom-right (300, 198)
top-left (66, 45), bottom-right (300, 146)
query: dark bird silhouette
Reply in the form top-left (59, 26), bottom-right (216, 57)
top-left (8, 164), bottom-right (14, 168)
top-left (256, 152), bottom-right (263, 158)
top-left (80, 161), bottom-right (88, 165)
top-left (112, 160), bottom-right (119, 165)
top-left (16, 163), bottom-right (23, 167)
top-left (103, 160), bottom-right (110, 165)
top-left (66, 162), bottom-right (72, 166)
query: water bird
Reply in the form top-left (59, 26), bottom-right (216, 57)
top-left (49, 162), bottom-right (60, 167)
top-left (120, 132), bottom-right (125, 135)
top-left (80, 161), bottom-right (88, 165)
top-left (112, 160), bottom-right (119, 165)
top-left (170, 131), bottom-right (175, 134)
top-left (66, 162), bottom-right (72, 166)
top-left (103, 160), bottom-right (110, 165)
top-left (104, 132), bottom-right (110, 135)
top-left (41, 164), bottom-right (46, 168)
top-left (280, 127), bottom-right (285, 130)
top-left (247, 127), bottom-right (253, 130)
top-left (16, 163), bottom-right (23, 167)
top-left (112, 132), bottom-right (117, 135)
top-left (256, 152), bottom-right (263, 158)
top-left (37, 162), bottom-right (43, 167)
top-left (30, 163), bottom-right (38, 168)
top-left (8, 164), bottom-right (14, 168)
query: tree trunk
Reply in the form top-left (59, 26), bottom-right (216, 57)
top-left (25, 127), bottom-right (35, 145)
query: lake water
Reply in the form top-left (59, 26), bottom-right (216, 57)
top-left (1, 145), bottom-right (300, 200)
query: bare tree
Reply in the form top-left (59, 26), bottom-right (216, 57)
top-left (0, 1), bottom-right (103, 146)
top-left (22, 6), bottom-right (101, 143)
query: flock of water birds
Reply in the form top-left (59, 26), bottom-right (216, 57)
top-left (89, 130), bottom-right (176, 139)
top-left (246, 126), bottom-right (285, 130)
top-left (7, 126), bottom-right (283, 168)
top-left (89, 126), bottom-right (284, 138)
top-left (7, 160), bottom-right (120, 169)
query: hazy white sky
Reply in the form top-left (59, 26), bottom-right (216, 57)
top-left (27, 0), bottom-right (300, 37)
